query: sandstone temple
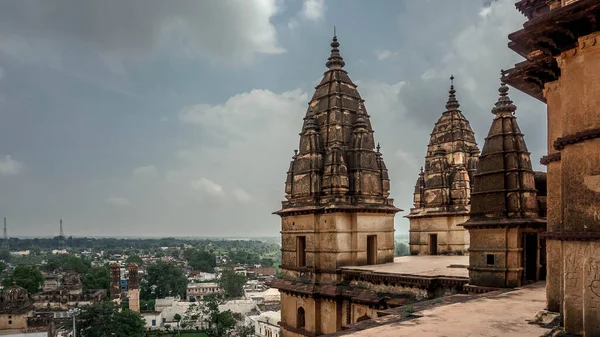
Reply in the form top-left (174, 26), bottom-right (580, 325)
top-left (272, 0), bottom-right (600, 336)
top-left (407, 78), bottom-right (479, 256)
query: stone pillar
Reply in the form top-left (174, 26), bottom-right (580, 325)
top-left (543, 78), bottom-right (564, 313)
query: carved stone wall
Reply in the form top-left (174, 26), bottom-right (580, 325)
top-left (542, 33), bottom-right (600, 335)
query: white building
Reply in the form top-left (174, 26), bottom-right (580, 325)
top-left (141, 311), bottom-right (164, 329)
top-left (248, 311), bottom-right (280, 337)
top-left (186, 282), bottom-right (222, 302)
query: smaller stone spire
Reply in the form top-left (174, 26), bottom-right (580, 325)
top-left (303, 109), bottom-right (319, 131)
top-left (445, 75), bottom-right (460, 111)
top-left (326, 31), bottom-right (345, 70)
top-left (491, 82), bottom-right (517, 115)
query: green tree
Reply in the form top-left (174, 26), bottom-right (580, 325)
top-left (237, 324), bottom-right (255, 337)
top-left (30, 246), bottom-right (42, 256)
top-left (0, 261), bottom-right (6, 275)
top-left (259, 258), bottom-right (274, 267)
top-left (0, 250), bottom-right (11, 263)
top-left (63, 255), bottom-right (91, 274)
top-left (140, 299), bottom-right (156, 311)
top-left (184, 248), bottom-right (216, 273)
top-left (201, 294), bottom-right (239, 337)
top-left (218, 268), bottom-right (247, 299)
top-left (395, 242), bottom-right (410, 257)
top-left (82, 265), bottom-right (110, 290)
top-left (125, 254), bottom-right (143, 267)
top-left (68, 301), bottom-right (145, 337)
top-left (3, 266), bottom-right (44, 294)
top-left (140, 261), bottom-right (187, 300)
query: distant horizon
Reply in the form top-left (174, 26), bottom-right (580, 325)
top-left (5, 233), bottom-right (410, 240)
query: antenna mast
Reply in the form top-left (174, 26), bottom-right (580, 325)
top-left (2, 218), bottom-right (8, 250)
top-left (59, 219), bottom-right (66, 250)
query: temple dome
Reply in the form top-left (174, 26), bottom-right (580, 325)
top-left (279, 35), bottom-right (398, 213)
top-left (466, 82), bottom-right (542, 221)
top-left (409, 77), bottom-right (480, 214)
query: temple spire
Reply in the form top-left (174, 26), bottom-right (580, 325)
top-left (326, 32), bottom-right (345, 69)
top-left (445, 75), bottom-right (460, 111)
top-left (491, 82), bottom-right (517, 115)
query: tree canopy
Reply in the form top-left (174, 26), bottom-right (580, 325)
top-left (395, 242), bottom-right (410, 257)
top-left (141, 261), bottom-right (187, 300)
top-left (200, 294), bottom-right (240, 337)
top-left (69, 301), bottom-right (145, 337)
top-left (2, 265), bottom-right (44, 294)
top-left (125, 254), bottom-right (143, 267)
top-left (82, 265), bottom-right (110, 291)
top-left (184, 248), bottom-right (216, 273)
top-left (218, 267), bottom-right (247, 299)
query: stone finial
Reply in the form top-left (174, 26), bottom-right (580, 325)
top-left (353, 104), bottom-right (369, 130)
top-left (491, 82), bottom-right (517, 115)
top-left (445, 75), bottom-right (460, 111)
top-left (303, 109), bottom-right (319, 131)
top-left (326, 33), bottom-right (346, 69)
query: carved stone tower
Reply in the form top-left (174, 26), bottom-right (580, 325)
top-left (463, 82), bottom-right (546, 289)
top-left (271, 34), bottom-right (400, 336)
top-left (502, 1), bottom-right (600, 335)
top-left (407, 77), bottom-right (480, 255)
top-left (128, 263), bottom-right (140, 313)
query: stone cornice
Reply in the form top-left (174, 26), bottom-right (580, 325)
top-left (462, 217), bottom-right (547, 229)
top-left (541, 231), bottom-right (600, 241)
top-left (540, 152), bottom-right (561, 165)
top-left (273, 203), bottom-right (401, 217)
top-left (553, 127), bottom-right (600, 150)
top-left (503, 0), bottom-right (600, 101)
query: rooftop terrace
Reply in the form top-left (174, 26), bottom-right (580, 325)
top-left (340, 255), bottom-right (470, 278)
top-left (330, 282), bottom-right (551, 337)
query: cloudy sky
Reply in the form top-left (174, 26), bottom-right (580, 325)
top-left (0, 0), bottom-right (546, 237)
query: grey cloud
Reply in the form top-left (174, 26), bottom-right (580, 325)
top-left (0, 0), bottom-right (284, 65)
top-left (0, 155), bottom-right (24, 176)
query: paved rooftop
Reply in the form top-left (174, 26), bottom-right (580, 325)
top-left (340, 255), bottom-right (470, 278)
top-left (334, 282), bottom-right (550, 337)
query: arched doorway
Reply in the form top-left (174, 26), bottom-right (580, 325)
top-left (297, 307), bottom-right (305, 328)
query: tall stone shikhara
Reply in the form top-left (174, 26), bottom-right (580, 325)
top-left (407, 77), bottom-right (480, 255)
top-left (272, 34), bottom-right (400, 336)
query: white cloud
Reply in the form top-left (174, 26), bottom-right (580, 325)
top-left (106, 196), bottom-right (130, 207)
top-left (0, 66), bottom-right (4, 80)
top-left (232, 187), bottom-right (252, 203)
top-left (179, 89), bottom-right (308, 136)
top-left (133, 165), bottom-right (159, 179)
top-left (302, 0), bottom-right (325, 21)
top-left (420, 68), bottom-right (439, 81)
top-left (0, 155), bottom-right (24, 176)
top-left (375, 49), bottom-right (398, 61)
top-left (191, 178), bottom-right (224, 197)
top-left (355, 81), bottom-right (407, 117)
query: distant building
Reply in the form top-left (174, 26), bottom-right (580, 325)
top-left (0, 286), bottom-right (32, 330)
top-left (186, 283), bottom-right (222, 302)
top-left (32, 273), bottom-right (106, 311)
top-left (248, 311), bottom-right (281, 337)
top-left (141, 311), bottom-right (164, 329)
